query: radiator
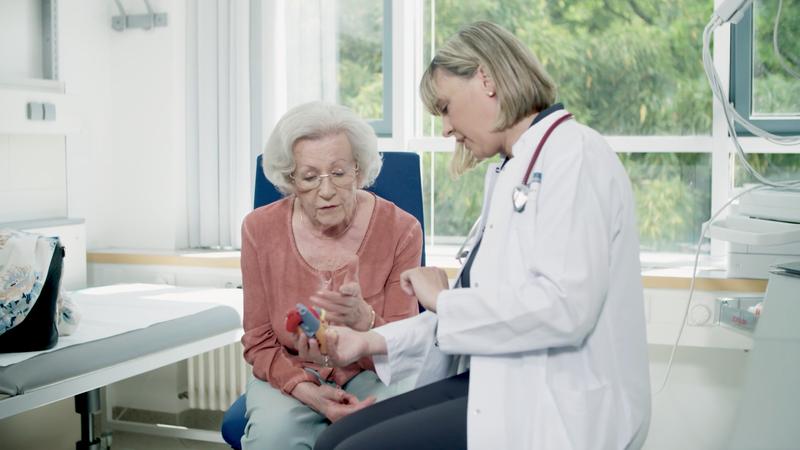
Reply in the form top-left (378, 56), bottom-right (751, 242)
top-left (187, 342), bottom-right (249, 411)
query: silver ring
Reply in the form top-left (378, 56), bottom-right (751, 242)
top-left (323, 355), bottom-right (330, 367)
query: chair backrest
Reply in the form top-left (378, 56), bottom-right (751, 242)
top-left (254, 152), bottom-right (426, 265)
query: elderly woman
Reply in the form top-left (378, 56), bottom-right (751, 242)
top-left (240, 101), bottom-right (422, 450)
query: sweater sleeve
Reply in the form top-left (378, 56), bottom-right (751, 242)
top-left (357, 218), bottom-right (422, 371)
top-left (373, 219), bottom-right (422, 327)
top-left (240, 218), bottom-right (318, 394)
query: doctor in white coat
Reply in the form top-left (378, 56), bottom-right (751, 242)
top-left (314, 21), bottom-right (650, 450)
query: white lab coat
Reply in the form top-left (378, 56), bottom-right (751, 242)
top-left (373, 110), bottom-right (651, 450)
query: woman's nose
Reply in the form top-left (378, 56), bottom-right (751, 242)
top-left (318, 177), bottom-right (336, 199)
top-left (442, 116), bottom-right (454, 137)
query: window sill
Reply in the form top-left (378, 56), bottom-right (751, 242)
top-left (87, 248), bottom-right (240, 269)
top-left (87, 248), bottom-right (767, 293)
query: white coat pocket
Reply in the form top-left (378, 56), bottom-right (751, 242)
top-left (549, 383), bottom-right (616, 450)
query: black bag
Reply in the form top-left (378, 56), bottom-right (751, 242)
top-left (0, 243), bottom-right (64, 353)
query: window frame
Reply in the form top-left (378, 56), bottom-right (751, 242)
top-left (326, 0), bottom-right (800, 262)
top-left (730, 3), bottom-right (800, 136)
top-left (365, 0), bottom-right (393, 137)
top-left (0, 0), bottom-right (61, 92)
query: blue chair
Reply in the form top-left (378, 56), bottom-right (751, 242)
top-left (221, 151), bottom-right (426, 449)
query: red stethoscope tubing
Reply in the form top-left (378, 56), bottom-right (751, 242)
top-left (520, 112), bottom-right (574, 185)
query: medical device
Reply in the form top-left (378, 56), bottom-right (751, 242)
top-left (703, 0), bottom-right (800, 189)
top-left (725, 264), bottom-right (800, 448)
top-left (656, 0), bottom-right (800, 395)
top-left (701, 0), bottom-right (800, 276)
top-left (708, 188), bottom-right (800, 279)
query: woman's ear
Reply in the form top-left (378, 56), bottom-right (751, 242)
top-left (476, 65), bottom-right (496, 97)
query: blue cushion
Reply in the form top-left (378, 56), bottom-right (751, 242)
top-left (223, 151), bottom-right (426, 448)
top-left (221, 394), bottom-right (247, 449)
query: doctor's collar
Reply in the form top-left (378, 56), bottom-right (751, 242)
top-left (499, 103), bottom-right (565, 170)
top-left (529, 103), bottom-right (565, 128)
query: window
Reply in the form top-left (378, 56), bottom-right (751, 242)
top-left (734, 153), bottom-right (800, 186)
top-left (265, 0), bottom-right (392, 137)
top-left (419, 0), bottom-right (715, 255)
top-left (618, 153), bottom-right (711, 252)
top-left (0, 0), bottom-right (58, 86)
top-left (422, 153), bottom-right (493, 244)
top-left (338, 0), bottom-right (392, 136)
top-left (730, 0), bottom-right (800, 135)
top-left (246, 0), bottom-right (800, 261)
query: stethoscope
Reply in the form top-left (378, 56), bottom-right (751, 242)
top-left (512, 112), bottom-right (573, 212)
top-left (457, 112), bottom-right (574, 265)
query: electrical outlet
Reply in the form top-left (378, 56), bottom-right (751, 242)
top-left (43, 102), bottom-right (56, 121)
top-left (27, 102), bottom-right (44, 120)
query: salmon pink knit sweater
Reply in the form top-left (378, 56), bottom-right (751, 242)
top-left (241, 195), bottom-right (422, 394)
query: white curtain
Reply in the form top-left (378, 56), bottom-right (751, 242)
top-left (252, 0), bottom-right (339, 145)
top-left (186, 0), bottom-right (251, 249)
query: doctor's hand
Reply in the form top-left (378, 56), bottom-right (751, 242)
top-left (400, 267), bottom-right (449, 312)
top-left (323, 325), bottom-right (387, 367)
top-left (310, 282), bottom-right (373, 331)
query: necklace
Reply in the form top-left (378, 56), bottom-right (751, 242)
top-left (296, 195), bottom-right (359, 241)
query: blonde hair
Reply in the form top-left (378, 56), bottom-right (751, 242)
top-left (420, 21), bottom-right (557, 176)
top-left (263, 101), bottom-right (382, 195)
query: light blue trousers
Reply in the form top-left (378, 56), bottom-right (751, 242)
top-left (241, 371), bottom-right (408, 450)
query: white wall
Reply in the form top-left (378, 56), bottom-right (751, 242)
top-left (645, 345), bottom-right (748, 450)
top-left (0, 4), bottom-right (190, 448)
top-left (61, 0), bottom-right (187, 250)
top-left (0, 135), bottom-right (67, 222)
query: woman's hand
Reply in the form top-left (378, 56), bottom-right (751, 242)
top-left (400, 267), bottom-right (449, 312)
top-left (317, 384), bottom-right (376, 422)
top-left (324, 325), bottom-right (387, 367)
top-left (292, 382), bottom-right (376, 423)
top-left (293, 332), bottom-right (326, 366)
top-left (311, 282), bottom-right (373, 331)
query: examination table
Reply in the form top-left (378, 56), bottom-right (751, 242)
top-left (0, 283), bottom-right (243, 449)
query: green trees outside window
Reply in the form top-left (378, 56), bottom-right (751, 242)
top-left (337, 0), bottom-right (799, 253)
top-left (752, 0), bottom-right (800, 116)
top-left (421, 0), bottom-right (714, 251)
top-left (423, 0), bottom-right (713, 136)
top-left (338, 0), bottom-right (385, 121)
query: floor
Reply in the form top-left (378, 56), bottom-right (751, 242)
top-left (0, 398), bottom-right (234, 450)
top-left (111, 431), bottom-right (230, 450)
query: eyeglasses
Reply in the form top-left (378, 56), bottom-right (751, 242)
top-left (290, 166), bottom-right (359, 192)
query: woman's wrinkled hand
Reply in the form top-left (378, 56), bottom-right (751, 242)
top-left (310, 282), bottom-right (373, 331)
top-left (400, 267), bottom-right (449, 312)
top-left (293, 332), bottom-right (326, 366)
top-left (316, 384), bottom-right (376, 422)
top-left (292, 382), bottom-right (375, 423)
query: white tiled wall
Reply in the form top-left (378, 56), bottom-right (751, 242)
top-left (0, 134), bottom-right (67, 222)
